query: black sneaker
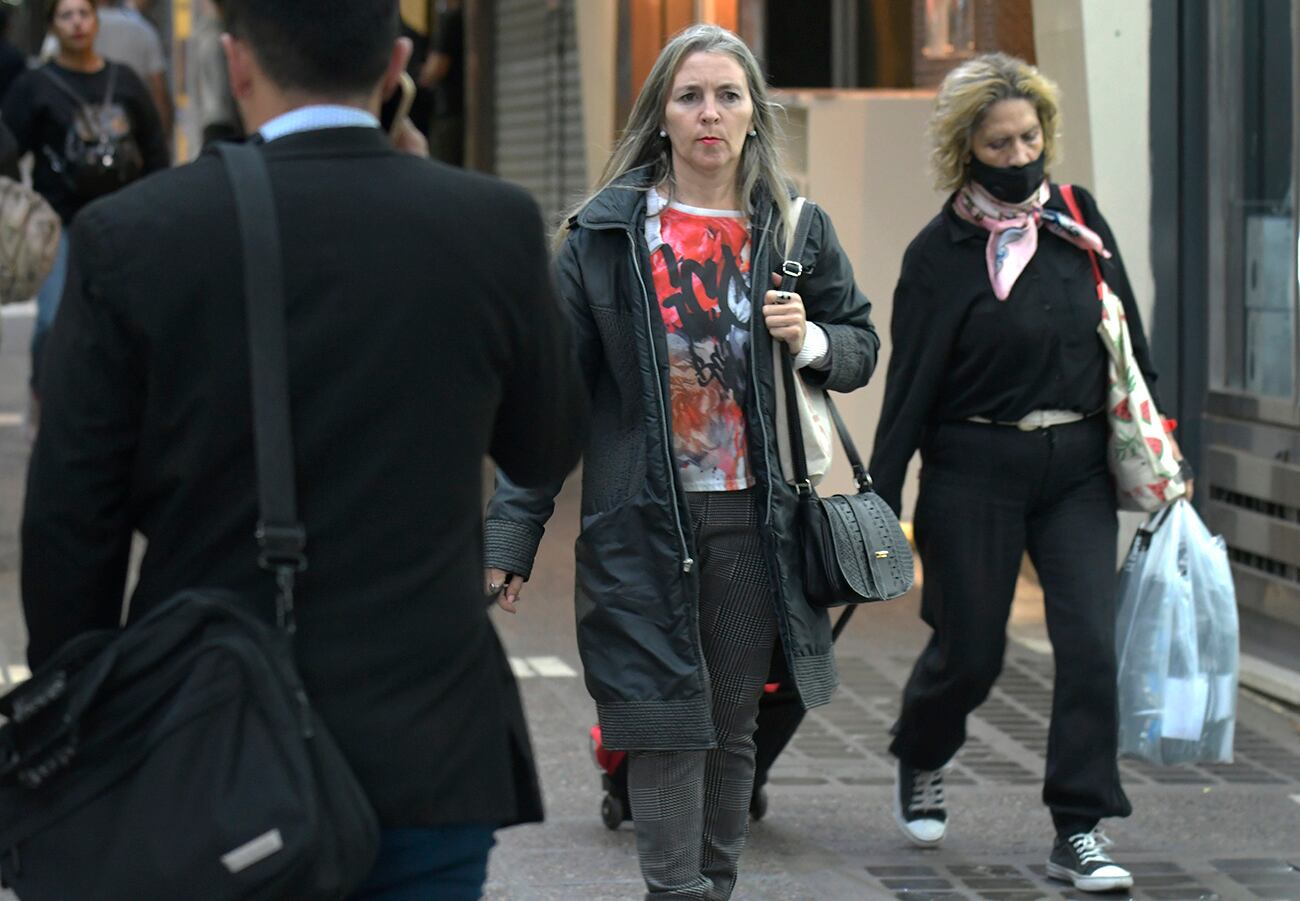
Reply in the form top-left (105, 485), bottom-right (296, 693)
top-left (892, 759), bottom-right (947, 847)
top-left (1046, 830), bottom-right (1133, 892)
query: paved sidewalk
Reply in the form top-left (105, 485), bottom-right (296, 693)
top-left (485, 479), bottom-right (1300, 900)
top-left (2, 306), bottom-right (1298, 900)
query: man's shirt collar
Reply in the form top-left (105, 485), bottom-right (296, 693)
top-left (257, 105), bottom-right (380, 144)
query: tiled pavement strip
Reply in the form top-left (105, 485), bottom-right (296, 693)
top-left (2, 310), bottom-right (1299, 899)
top-left (482, 491), bottom-right (1300, 901)
top-left (482, 624), bottom-right (1300, 901)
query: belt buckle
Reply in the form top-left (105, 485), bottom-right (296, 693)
top-left (1017, 412), bottom-right (1044, 431)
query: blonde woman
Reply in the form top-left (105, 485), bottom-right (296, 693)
top-left (870, 53), bottom-right (1191, 893)
top-left (485, 24), bottom-right (878, 900)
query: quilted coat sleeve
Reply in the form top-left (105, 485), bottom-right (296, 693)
top-left (484, 230), bottom-right (603, 579)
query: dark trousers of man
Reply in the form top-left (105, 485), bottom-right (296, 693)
top-left (348, 826), bottom-right (496, 900)
top-left (889, 415), bottom-right (1132, 836)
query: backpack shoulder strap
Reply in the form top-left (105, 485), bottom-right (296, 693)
top-left (40, 65), bottom-right (92, 109)
top-left (101, 62), bottom-right (119, 106)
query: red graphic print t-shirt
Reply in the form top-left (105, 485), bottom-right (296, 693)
top-left (646, 187), bottom-right (755, 491)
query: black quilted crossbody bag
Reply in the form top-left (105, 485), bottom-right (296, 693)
top-left (777, 203), bottom-right (915, 607)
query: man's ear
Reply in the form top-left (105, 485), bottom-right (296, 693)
top-left (221, 32), bottom-right (254, 102)
top-left (381, 37), bottom-right (413, 101)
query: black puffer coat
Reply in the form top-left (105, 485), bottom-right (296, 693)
top-left (485, 170), bottom-right (879, 749)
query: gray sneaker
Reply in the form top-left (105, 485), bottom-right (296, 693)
top-left (1046, 830), bottom-right (1133, 892)
top-left (892, 759), bottom-right (947, 847)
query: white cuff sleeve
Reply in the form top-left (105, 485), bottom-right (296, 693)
top-left (794, 322), bottom-right (831, 370)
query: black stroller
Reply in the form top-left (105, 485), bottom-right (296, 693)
top-left (590, 606), bottom-right (858, 828)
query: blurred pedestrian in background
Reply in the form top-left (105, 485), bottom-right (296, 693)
top-left (870, 52), bottom-right (1191, 894)
top-left (399, 0), bottom-right (434, 137)
top-left (93, 0), bottom-right (172, 139)
top-left (189, 0), bottom-right (242, 149)
top-left (485, 23), bottom-right (878, 900)
top-left (419, 0), bottom-right (462, 166)
top-left (0, 7), bottom-right (26, 104)
top-left (2, 0), bottom-right (167, 426)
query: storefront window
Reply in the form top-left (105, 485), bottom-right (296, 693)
top-left (1237, 0), bottom-right (1296, 398)
top-left (922, 0), bottom-right (975, 60)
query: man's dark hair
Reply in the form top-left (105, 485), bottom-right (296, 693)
top-left (221, 0), bottom-right (399, 97)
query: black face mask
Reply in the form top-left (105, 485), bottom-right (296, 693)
top-left (968, 152), bottom-right (1046, 203)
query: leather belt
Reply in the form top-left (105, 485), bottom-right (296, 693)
top-left (967, 409), bottom-right (1087, 431)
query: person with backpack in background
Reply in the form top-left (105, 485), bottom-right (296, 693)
top-left (2, 0), bottom-right (168, 429)
top-left (0, 7), bottom-right (27, 105)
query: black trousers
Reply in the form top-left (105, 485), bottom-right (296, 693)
top-left (890, 415), bottom-right (1132, 834)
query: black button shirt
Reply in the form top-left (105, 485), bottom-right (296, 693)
top-left (869, 183), bottom-right (1161, 514)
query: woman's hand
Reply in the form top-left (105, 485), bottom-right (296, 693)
top-left (486, 567), bottom-right (526, 614)
top-left (1168, 432), bottom-right (1195, 502)
top-left (762, 271), bottom-right (807, 356)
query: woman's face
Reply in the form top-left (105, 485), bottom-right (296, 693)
top-left (51, 0), bottom-right (98, 54)
top-left (970, 98), bottom-right (1043, 168)
top-left (662, 51), bottom-right (755, 188)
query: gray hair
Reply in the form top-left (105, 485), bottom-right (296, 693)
top-left (559, 24), bottom-right (794, 247)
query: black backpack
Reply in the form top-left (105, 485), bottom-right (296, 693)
top-left (41, 62), bottom-right (145, 199)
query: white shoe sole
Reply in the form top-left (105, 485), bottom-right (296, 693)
top-left (1045, 861), bottom-right (1134, 892)
top-left (891, 794), bottom-right (946, 848)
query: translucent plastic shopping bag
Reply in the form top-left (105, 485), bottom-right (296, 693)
top-left (1115, 500), bottom-right (1239, 765)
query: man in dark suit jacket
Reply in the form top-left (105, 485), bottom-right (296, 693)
top-left (20, 0), bottom-right (587, 894)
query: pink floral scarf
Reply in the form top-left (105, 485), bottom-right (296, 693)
top-left (954, 181), bottom-right (1111, 301)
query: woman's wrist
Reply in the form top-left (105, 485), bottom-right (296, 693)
top-left (794, 322), bottom-right (831, 370)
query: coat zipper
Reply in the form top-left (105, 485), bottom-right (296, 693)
top-left (627, 231), bottom-right (695, 574)
top-left (750, 209), bottom-right (775, 526)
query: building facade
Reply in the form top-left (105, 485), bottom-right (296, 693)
top-left (1150, 0), bottom-right (1300, 656)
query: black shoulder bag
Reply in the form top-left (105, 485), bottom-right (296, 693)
top-left (778, 203), bottom-right (915, 607)
top-left (0, 143), bottom-right (379, 901)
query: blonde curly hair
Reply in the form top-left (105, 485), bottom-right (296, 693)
top-left (929, 53), bottom-right (1061, 193)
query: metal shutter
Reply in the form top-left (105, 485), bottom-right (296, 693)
top-left (495, 0), bottom-right (587, 231)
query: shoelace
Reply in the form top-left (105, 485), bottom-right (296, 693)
top-left (909, 769), bottom-right (945, 811)
top-left (1069, 831), bottom-right (1116, 866)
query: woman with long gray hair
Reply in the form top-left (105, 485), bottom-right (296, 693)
top-left (484, 23), bottom-right (878, 900)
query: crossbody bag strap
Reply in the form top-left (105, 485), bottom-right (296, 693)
top-left (1059, 184), bottom-right (1104, 298)
top-left (776, 200), bottom-right (874, 493)
top-left (215, 142), bottom-right (307, 633)
top-left (777, 198), bottom-right (817, 489)
top-left (826, 396), bottom-right (872, 491)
